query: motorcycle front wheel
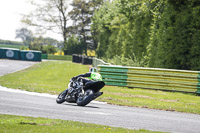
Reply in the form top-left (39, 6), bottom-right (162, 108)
top-left (56, 90), bottom-right (68, 104)
top-left (76, 89), bottom-right (94, 106)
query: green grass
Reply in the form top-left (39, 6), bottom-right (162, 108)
top-left (99, 86), bottom-right (200, 114)
top-left (0, 114), bottom-right (160, 133)
top-left (0, 61), bottom-right (200, 114)
top-left (47, 54), bottom-right (72, 61)
top-left (0, 44), bottom-right (27, 49)
top-left (0, 61), bottom-right (89, 94)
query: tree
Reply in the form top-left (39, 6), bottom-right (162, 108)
top-left (63, 35), bottom-right (84, 55)
top-left (22, 0), bottom-right (70, 46)
top-left (68, 0), bottom-right (103, 55)
top-left (148, 0), bottom-right (200, 70)
top-left (43, 44), bottom-right (57, 54)
top-left (15, 28), bottom-right (33, 46)
top-left (29, 36), bottom-right (58, 52)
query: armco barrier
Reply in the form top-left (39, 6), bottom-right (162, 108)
top-left (92, 58), bottom-right (111, 68)
top-left (99, 65), bottom-right (200, 94)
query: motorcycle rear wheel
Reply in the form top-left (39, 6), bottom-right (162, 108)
top-left (56, 90), bottom-right (67, 104)
top-left (76, 89), bottom-right (94, 106)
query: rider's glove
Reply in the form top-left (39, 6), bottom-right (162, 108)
top-left (72, 76), bottom-right (77, 80)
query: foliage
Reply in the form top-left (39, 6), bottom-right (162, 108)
top-left (20, 0), bottom-right (200, 70)
top-left (29, 36), bottom-right (58, 54)
top-left (15, 28), bottom-right (59, 54)
top-left (15, 28), bottom-right (33, 46)
top-left (42, 45), bottom-right (57, 54)
top-left (103, 54), bottom-right (147, 67)
top-left (22, 0), bottom-right (70, 44)
top-left (91, 0), bottom-right (200, 70)
top-left (92, 0), bottom-right (152, 61)
top-left (148, 0), bottom-right (200, 70)
top-left (63, 35), bottom-right (84, 55)
top-left (68, 0), bottom-right (103, 55)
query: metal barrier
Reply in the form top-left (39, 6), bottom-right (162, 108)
top-left (92, 58), bottom-right (111, 68)
top-left (99, 65), bottom-right (200, 94)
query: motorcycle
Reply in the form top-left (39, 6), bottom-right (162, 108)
top-left (56, 77), bottom-right (105, 106)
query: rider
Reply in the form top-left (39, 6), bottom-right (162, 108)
top-left (73, 67), bottom-right (102, 81)
top-left (72, 67), bottom-right (104, 97)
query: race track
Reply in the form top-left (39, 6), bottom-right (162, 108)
top-left (0, 60), bottom-right (200, 133)
top-left (0, 59), bottom-right (37, 76)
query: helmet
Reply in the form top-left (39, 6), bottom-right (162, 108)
top-left (89, 67), bottom-right (97, 72)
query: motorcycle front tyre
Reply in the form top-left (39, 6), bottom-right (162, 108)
top-left (56, 90), bottom-right (68, 104)
top-left (76, 89), bottom-right (94, 106)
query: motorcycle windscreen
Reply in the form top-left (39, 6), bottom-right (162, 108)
top-left (84, 81), bottom-right (105, 92)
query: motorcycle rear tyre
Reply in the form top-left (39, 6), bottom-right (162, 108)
top-left (56, 90), bottom-right (67, 104)
top-left (76, 89), bottom-right (94, 106)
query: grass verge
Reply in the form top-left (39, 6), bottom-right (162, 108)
top-left (0, 61), bottom-right (200, 114)
top-left (99, 86), bottom-right (200, 114)
top-left (0, 114), bottom-right (161, 133)
top-left (0, 61), bottom-right (89, 94)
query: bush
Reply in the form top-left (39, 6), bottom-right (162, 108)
top-left (104, 54), bottom-right (147, 67)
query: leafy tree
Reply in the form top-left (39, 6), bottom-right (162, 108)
top-left (148, 0), bottom-right (200, 70)
top-left (91, 1), bottom-right (115, 58)
top-left (15, 28), bottom-right (33, 46)
top-left (43, 44), bottom-right (57, 54)
top-left (92, 0), bottom-right (200, 70)
top-left (68, 0), bottom-right (103, 55)
top-left (63, 35), bottom-right (84, 55)
top-left (22, 0), bottom-right (70, 45)
top-left (29, 36), bottom-right (58, 54)
top-left (92, 0), bottom-right (152, 61)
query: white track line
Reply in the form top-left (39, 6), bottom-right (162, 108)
top-left (0, 85), bottom-right (107, 104)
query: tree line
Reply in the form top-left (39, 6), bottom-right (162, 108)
top-left (15, 28), bottom-right (60, 54)
top-left (91, 0), bottom-right (200, 71)
top-left (22, 0), bottom-right (200, 70)
top-left (22, 0), bottom-right (103, 56)
top-left (0, 39), bottom-right (23, 46)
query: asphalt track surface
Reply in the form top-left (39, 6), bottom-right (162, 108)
top-left (0, 59), bottom-right (37, 76)
top-left (0, 59), bottom-right (200, 133)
